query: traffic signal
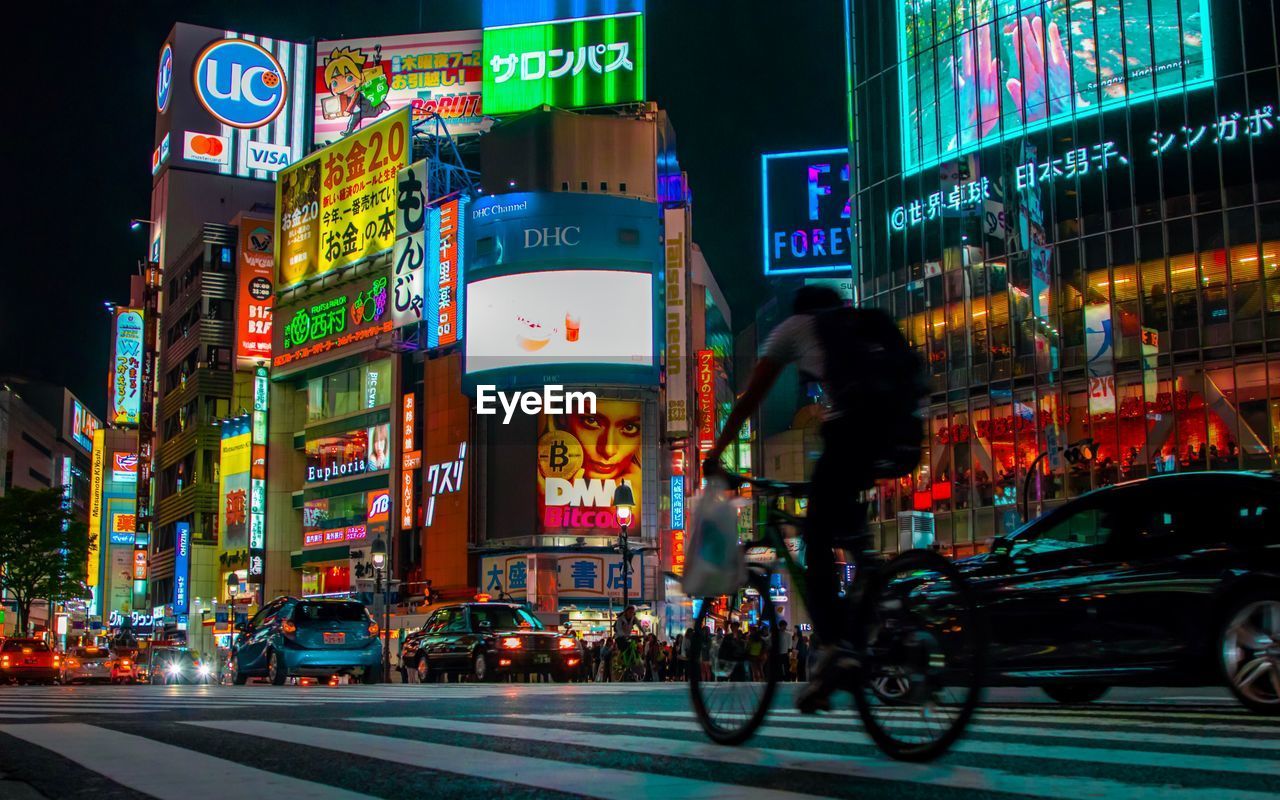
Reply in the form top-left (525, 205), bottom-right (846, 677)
top-left (1063, 438), bottom-right (1097, 465)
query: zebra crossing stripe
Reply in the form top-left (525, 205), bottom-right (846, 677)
top-left (184, 719), bottom-right (824, 800)
top-left (638, 709), bottom-right (1280, 745)
top-left (0, 723), bottom-right (374, 800)
top-left (359, 715), bottom-right (1278, 800)
top-left (509, 713), bottom-right (1278, 776)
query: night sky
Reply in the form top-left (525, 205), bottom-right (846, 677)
top-left (3, 0), bottom-right (844, 419)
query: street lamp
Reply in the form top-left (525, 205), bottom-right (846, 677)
top-left (130, 218), bottom-right (155, 231)
top-left (612, 481), bottom-right (636, 621)
top-left (1022, 438), bottom-right (1096, 523)
top-left (370, 537), bottom-right (390, 682)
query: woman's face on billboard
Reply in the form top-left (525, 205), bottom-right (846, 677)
top-left (563, 401), bottom-right (641, 480)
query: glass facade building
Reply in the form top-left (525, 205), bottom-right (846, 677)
top-left (847, 0), bottom-right (1280, 554)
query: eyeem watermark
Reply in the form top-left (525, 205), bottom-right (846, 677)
top-left (475, 385), bottom-right (597, 424)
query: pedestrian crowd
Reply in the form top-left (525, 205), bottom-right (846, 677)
top-left (568, 620), bottom-right (814, 683)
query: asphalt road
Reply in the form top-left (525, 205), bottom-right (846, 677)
top-left (0, 682), bottom-right (1274, 799)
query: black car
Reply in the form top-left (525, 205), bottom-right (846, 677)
top-left (401, 603), bottom-right (580, 683)
top-left (948, 471), bottom-right (1279, 713)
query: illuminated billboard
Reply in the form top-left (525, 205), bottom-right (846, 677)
top-left (218, 420), bottom-right (252, 552)
top-left (392, 160), bottom-right (428, 332)
top-left (110, 308), bottom-right (144, 426)
top-left (536, 399), bottom-right (642, 535)
top-left (275, 108), bottom-right (410, 291)
top-left (314, 32), bottom-right (485, 148)
top-left (69, 398), bottom-right (101, 454)
top-left (427, 197), bottom-right (467, 348)
top-left (482, 12), bottom-right (645, 115)
top-left (154, 24), bottom-right (310, 181)
top-left (465, 270), bottom-right (654, 378)
top-left (236, 215), bottom-right (274, 368)
top-left (761, 149), bottom-right (851, 276)
top-left (305, 423), bottom-right (392, 484)
top-left (272, 270), bottom-right (393, 369)
top-left (898, 0), bottom-right (1215, 174)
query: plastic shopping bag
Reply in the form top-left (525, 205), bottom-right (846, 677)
top-left (681, 475), bottom-right (747, 596)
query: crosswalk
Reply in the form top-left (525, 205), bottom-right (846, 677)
top-left (0, 689), bottom-right (1275, 799)
top-left (0, 682), bottom-right (667, 717)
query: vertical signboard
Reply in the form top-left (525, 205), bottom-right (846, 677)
top-left (110, 308), bottom-right (145, 426)
top-left (235, 215), bottom-right (274, 367)
top-left (173, 521), bottom-right (190, 613)
top-left (392, 159), bottom-right (428, 330)
top-left (427, 197), bottom-right (465, 348)
top-left (249, 366), bottom-right (269, 582)
top-left (87, 430), bottom-right (106, 595)
top-left (401, 392), bottom-right (419, 530)
top-left (135, 261), bottom-right (160, 541)
top-left (663, 208), bottom-right (689, 436)
top-left (696, 349), bottom-right (715, 450)
top-left (481, 12), bottom-right (645, 115)
top-left (536, 399), bottom-right (642, 534)
top-left (313, 32), bottom-right (486, 148)
top-left (218, 419), bottom-right (252, 552)
top-left (275, 108), bottom-right (411, 291)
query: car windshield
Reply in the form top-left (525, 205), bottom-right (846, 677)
top-left (470, 606), bottom-right (543, 631)
top-left (156, 650), bottom-right (197, 665)
top-left (3, 640), bottom-right (49, 652)
top-left (294, 602), bottom-right (368, 623)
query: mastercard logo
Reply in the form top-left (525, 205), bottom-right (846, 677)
top-left (189, 135), bottom-right (224, 156)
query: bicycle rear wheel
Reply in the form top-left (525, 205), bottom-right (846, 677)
top-left (688, 569), bottom-right (781, 745)
top-left (852, 549), bottom-right (985, 762)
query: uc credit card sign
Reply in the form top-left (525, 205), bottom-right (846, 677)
top-left (173, 522), bottom-right (190, 613)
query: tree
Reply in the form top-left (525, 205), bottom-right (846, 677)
top-left (0, 487), bottom-right (95, 635)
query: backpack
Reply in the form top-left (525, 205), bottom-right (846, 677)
top-left (811, 306), bottom-right (927, 479)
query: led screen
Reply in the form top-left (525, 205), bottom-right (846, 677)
top-left (898, 0), bottom-right (1214, 173)
top-left (465, 270), bottom-right (653, 375)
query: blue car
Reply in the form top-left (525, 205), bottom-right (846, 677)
top-left (228, 596), bottom-right (383, 685)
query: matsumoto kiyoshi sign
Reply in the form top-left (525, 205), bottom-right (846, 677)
top-left (482, 11), bottom-right (645, 115)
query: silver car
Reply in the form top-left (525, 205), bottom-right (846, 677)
top-left (60, 646), bottom-right (113, 684)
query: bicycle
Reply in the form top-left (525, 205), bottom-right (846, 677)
top-left (612, 637), bottom-right (646, 682)
top-left (688, 472), bottom-right (985, 762)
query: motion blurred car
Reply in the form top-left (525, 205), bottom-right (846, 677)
top-left (148, 647), bottom-right (212, 684)
top-left (951, 472), bottom-right (1279, 714)
top-left (60, 645), bottom-right (113, 684)
top-left (107, 651), bottom-right (139, 684)
top-left (400, 602), bottom-right (581, 683)
top-left (227, 597), bottom-right (382, 685)
top-left (0, 639), bottom-right (60, 684)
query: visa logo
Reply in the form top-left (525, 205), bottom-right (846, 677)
top-left (245, 141), bottom-right (292, 172)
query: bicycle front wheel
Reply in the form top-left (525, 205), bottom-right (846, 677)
top-left (688, 568), bottom-right (781, 745)
top-left (852, 549), bottom-right (985, 762)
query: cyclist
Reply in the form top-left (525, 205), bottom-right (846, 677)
top-left (613, 606), bottom-right (641, 680)
top-left (704, 285), bottom-right (894, 713)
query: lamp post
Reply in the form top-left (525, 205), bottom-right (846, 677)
top-left (1021, 438), bottom-right (1096, 523)
top-left (370, 537), bottom-right (389, 682)
top-left (612, 481), bottom-right (636, 623)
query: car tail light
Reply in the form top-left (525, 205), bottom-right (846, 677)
top-left (500, 636), bottom-right (522, 649)
top-left (558, 637), bottom-right (576, 650)
top-left (281, 620), bottom-right (297, 635)
top-left (0, 656), bottom-right (8, 667)
top-left (53, 655), bottom-right (61, 666)
top-left (120, 660), bottom-right (131, 668)
top-left (65, 658), bottom-right (80, 668)
top-left (368, 622), bottom-right (380, 638)
top-left (498, 658), bottom-right (512, 667)
top-left (566, 658), bottom-right (580, 667)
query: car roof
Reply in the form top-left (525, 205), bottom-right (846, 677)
top-left (1079, 470), bottom-right (1278, 499)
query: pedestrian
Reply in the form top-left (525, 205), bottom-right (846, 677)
top-left (796, 634), bottom-right (810, 683)
top-left (601, 637), bottom-right (615, 682)
top-left (672, 633), bottom-right (684, 681)
top-left (777, 620), bottom-right (791, 681)
top-left (705, 629), bottom-right (719, 681)
top-left (682, 627), bottom-right (695, 681)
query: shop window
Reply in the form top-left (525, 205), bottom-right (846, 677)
top-left (1205, 366), bottom-right (1244, 470)
top-left (1235, 361), bottom-right (1276, 470)
top-left (1173, 369), bottom-right (1209, 471)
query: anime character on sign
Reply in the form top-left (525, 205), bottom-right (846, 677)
top-left (323, 46), bottom-right (391, 136)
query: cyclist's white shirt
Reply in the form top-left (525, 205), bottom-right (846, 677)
top-left (614, 616), bottom-right (637, 639)
top-left (761, 314), bottom-right (840, 420)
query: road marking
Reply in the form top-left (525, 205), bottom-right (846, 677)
top-left (0, 723), bottom-right (374, 800)
top-left (363, 715), bottom-right (1278, 800)
top-left (955, 705), bottom-right (1263, 723)
top-left (186, 719), bottom-right (823, 800)
top-left (650, 708), bottom-right (1280, 738)
top-left (518, 713), bottom-right (1279, 775)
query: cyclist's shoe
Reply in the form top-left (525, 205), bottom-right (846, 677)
top-left (796, 643), bottom-right (859, 714)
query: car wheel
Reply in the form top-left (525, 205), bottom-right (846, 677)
top-left (267, 650), bottom-right (287, 686)
top-left (1220, 595), bottom-right (1280, 715)
top-left (230, 657), bottom-right (248, 686)
top-left (473, 651), bottom-right (492, 683)
top-left (1042, 685), bottom-right (1110, 704)
top-left (415, 655), bottom-right (433, 684)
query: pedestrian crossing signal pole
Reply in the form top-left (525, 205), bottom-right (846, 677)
top-left (371, 537), bottom-right (388, 682)
top-left (612, 482), bottom-right (636, 621)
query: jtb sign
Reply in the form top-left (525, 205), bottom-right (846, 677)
top-left (194, 39), bottom-right (289, 128)
top-left (762, 149), bottom-right (852, 276)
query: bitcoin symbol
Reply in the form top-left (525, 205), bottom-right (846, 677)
top-left (538, 431), bottom-right (582, 479)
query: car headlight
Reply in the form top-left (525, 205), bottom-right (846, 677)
top-left (167, 664), bottom-right (182, 675)
top-left (197, 664), bottom-right (211, 676)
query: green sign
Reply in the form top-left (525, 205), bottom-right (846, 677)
top-left (482, 12), bottom-right (645, 115)
top-left (282, 276), bottom-right (388, 350)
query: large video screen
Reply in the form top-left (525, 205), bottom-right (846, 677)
top-left (898, 0), bottom-right (1214, 173)
top-left (465, 270), bottom-right (653, 375)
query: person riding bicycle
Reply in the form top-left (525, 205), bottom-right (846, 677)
top-left (704, 285), bottom-right (923, 713)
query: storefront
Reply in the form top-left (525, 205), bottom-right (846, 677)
top-left (846, 0), bottom-right (1280, 551)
